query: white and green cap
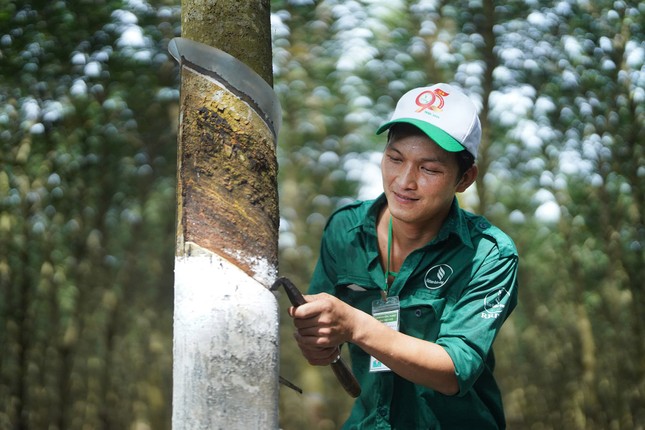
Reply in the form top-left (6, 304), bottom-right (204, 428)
top-left (376, 83), bottom-right (481, 159)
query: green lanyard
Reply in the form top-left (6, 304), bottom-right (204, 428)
top-left (383, 216), bottom-right (398, 299)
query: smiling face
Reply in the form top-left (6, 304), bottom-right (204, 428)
top-left (381, 124), bottom-right (477, 231)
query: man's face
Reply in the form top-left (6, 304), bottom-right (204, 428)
top-left (381, 130), bottom-right (468, 227)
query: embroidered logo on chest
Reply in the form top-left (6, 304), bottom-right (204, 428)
top-left (424, 264), bottom-right (454, 290)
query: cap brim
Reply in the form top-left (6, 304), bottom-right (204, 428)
top-left (376, 118), bottom-right (466, 153)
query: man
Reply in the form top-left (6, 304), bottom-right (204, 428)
top-left (289, 83), bottom-right (519, 429)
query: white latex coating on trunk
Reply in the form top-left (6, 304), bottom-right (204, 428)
top-left (172, 253), bottom-right (279, 429)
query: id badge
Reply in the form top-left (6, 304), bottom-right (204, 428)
top-left (369, 296), bottom-right (400, 373)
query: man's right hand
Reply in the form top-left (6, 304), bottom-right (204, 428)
top-left (288, 293), bottom-right (361, 365)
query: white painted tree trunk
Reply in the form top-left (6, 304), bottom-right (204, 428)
top-left (169, 38), bottom-right (282, 429)
top-left (173, 247), bottom-right (279, 429)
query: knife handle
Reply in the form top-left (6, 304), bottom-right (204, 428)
top-left (278, 276), bottom-right (307, 307)
top-left (331, 356), bottom-right (362, 398)
top-left (273, 277), bottom-right (362, 398)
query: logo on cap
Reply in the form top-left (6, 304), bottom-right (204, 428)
top-left (415, 88), bottom-right (450, 113)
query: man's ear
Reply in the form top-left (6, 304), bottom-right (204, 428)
top-left (456, 164), bottom-right (478, 193)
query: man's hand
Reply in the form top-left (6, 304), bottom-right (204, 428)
top-left (288, 291), bottom-right (459, 395)
top-left (288, 293), bottom-right (365, 365)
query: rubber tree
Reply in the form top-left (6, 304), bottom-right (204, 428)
top-left (170, 1), bottom-right (281, 428)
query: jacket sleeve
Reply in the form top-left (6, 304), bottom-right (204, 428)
top-left (308, 221), bottom-right (339, 295)
top-left (435, 244), bottom-right (519, 396)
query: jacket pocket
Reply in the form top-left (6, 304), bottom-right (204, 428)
top-left (400, 289), bottom-right (447, 341)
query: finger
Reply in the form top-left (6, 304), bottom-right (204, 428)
top-left (293, 330), bottom-right (335, 348)
top-left (295, 324), bottom-right (335, 338)
top-left (304, 346), bottom-right (340, 366)
top-left (291, 294), bottom-right (337, 319)
top-left (293, 315), bottom-right (329, 330)
top-left (290, 301), bottom-right (323, 319)
top-left (294, 340), bottom-right (338, 364)
top-left (289, 304), bottom-right (322, 322)
top-left (306, 355), bottom-right (337, 366)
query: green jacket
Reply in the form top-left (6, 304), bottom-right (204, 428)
top-left (309, 195), bottom-right (519, 429)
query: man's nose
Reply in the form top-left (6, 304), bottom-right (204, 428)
top-left (396, 164), bottom-right (417, 189)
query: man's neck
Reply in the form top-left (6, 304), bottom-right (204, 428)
top-left (380, 205), bottom-right (449, 247)
top-left (376, 206), bottom-right (449, 273)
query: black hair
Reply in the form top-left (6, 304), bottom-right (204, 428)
top-left (455, 149), bottom-right (475, 179)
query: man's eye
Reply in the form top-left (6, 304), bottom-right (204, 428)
top-left (422, 166), bottom-right (440, 174)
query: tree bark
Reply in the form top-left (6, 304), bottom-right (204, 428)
top-left (172, 1), bottom-right (280, 428)
top-left (182, 0), bottom-right (273, 85)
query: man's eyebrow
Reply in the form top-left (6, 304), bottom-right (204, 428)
top-left (386, 145), bottom-right (450, 165)
top-left (419, 156), bottom-right (450, 165)
top-left (385, 145), bottom-right (402, 155)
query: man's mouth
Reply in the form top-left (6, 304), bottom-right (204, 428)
top-left (392, 191), bottom-right (419, 203)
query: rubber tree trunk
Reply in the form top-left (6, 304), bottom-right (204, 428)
top-left (171, 1), bottom-right (280, 429)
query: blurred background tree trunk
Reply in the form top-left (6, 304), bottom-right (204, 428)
top-left (0, 1), bottom-right (179, 428)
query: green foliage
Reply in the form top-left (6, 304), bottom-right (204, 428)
top-left (0, 0), bottom-right (179, 428)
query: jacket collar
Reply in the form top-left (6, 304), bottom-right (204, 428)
top-left (355, 193), bottom-right (474, 249)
